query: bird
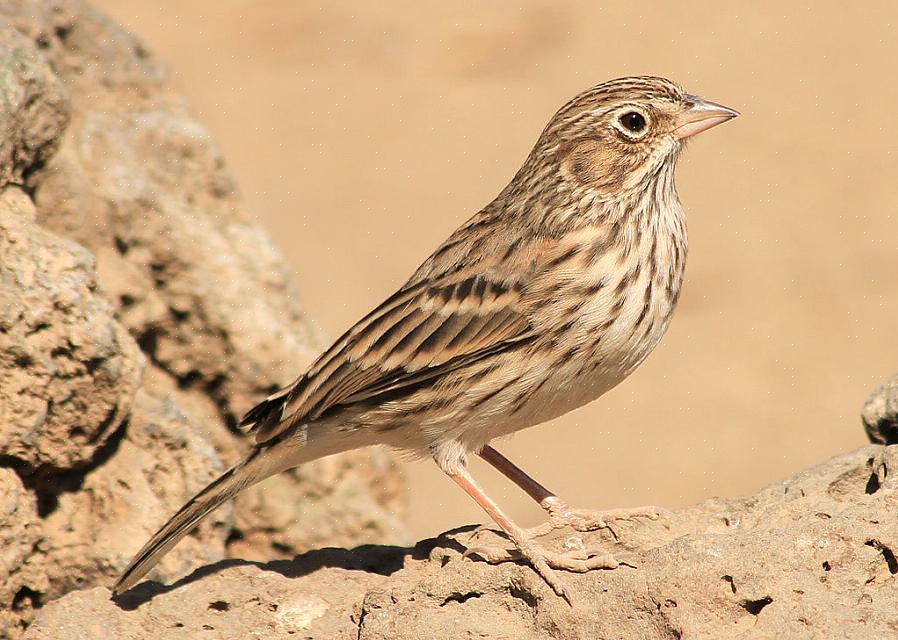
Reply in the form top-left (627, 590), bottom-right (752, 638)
top-left (113, 76), bottom-right (737, 602)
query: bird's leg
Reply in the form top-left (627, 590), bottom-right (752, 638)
top-left (478, 445), bottom-right (665, 539)
top-left (440, 456), bottom-right (623, 603)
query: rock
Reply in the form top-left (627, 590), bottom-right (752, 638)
top-left (862, 374), bottom-right (898, 445)
top-left (0, 2), bottom-right (407, 635)
top-left (0, 187), bottom-right (142, 475)
top-left (19, 0), bottom-right (324, 420)
top-left (0, 27), bottom-right (68, 190)
top-left (0, 469), bottom-right (41, 639)
top-left (37, 388), bottom-right (230, 598)
top-left (24, 445), bottom-right (898, 639)
top-left (230, 450), bottom-right (408, 564)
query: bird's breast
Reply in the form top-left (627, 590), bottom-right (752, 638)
top-left (527, 209), bottom-right (688, 417)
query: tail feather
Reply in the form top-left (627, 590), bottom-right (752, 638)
top-left (113, 448), bottom-right (269, 596)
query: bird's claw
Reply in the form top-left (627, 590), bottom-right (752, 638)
top-left (530, 502), bottom-right (670, 539)
top-left (462, 544), bottom-right (518, 563)
top-left (462, 540), bottom-right (634, 604)
top-left (467, 523), bottom-right (503, 543)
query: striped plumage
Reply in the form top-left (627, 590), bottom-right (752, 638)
top-left (114, 76), bottom-right (736, 600)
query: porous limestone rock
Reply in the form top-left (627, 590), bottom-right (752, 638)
top-left (25, 445), bottom-right (898, 639)
top-left (863, 373), bottom-right (898, 445)
top-left (0, 2), bottom-right (407, 636)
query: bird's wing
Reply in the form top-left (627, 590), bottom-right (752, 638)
top-left (241, 243), bottom-right (540, 444)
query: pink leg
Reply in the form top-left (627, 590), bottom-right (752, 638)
top-left (479, 445), bottom-right (665, 537)
top-left (442, 456), bottom-right (622, 604)
top-left (479, 445), bottom-right (555, 505)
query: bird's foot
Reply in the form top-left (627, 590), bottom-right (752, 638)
top-left (467, 502), bottom-right (666, 542)
top-left (526, 499), bottom-right (668, 539)
top-left (463, 540), bottom-right (634, 603)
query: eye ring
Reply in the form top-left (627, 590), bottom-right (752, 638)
top-left (618, 111), bottom-right (647, 134)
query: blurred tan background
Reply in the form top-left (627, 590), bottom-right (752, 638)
top-left (94, 1), bottom-right (898, 539)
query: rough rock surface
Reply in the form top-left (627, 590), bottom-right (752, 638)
top-left (0, 25), bottom-right (68, 190)
top-left (0, 2), bottom-right (406, 636)
top-left (24, 445), bottom-right (898, 639)
top-left (863, 373), bottom-right (898, 445)
top-left (0, 187), bottom-right (141, 474)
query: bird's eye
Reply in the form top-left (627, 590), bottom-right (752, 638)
top-left (619, 111), bottom-right (646, 133)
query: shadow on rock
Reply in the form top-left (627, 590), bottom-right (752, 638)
top-left (112, 527), bottom-right (473, 610)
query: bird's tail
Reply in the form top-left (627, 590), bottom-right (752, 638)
top-left (113, 445), bottom-right (281, 596)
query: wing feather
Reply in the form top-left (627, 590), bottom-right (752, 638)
top-left (242, 272), bottom-right (534, 444)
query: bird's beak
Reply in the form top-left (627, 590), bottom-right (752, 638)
top-left (674, 95), bottom-right (739, 140)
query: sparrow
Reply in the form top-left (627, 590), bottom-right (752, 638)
top-left (113, 76), bottom-right (737, 602)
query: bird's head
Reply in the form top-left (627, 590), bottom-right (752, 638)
top-left (532, 76), bottom-right (738, 201)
